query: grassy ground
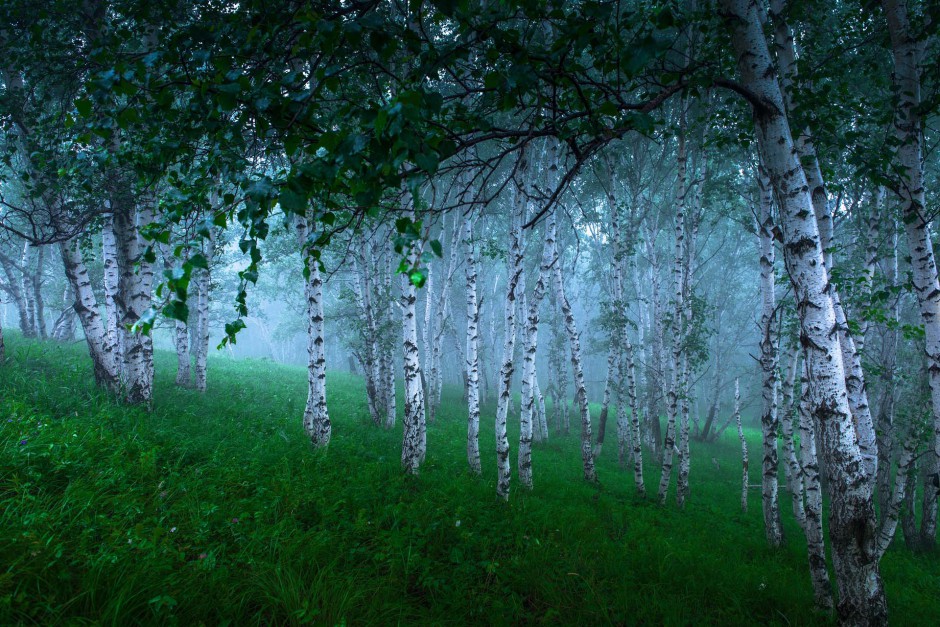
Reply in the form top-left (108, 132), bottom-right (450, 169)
top-left (1, 334), bottom-right (938, 626)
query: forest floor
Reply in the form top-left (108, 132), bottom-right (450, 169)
top-left (1, 334), bottom-right (938, 626)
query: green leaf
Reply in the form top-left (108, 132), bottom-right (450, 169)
top-left (75, 98), bottom-right (92, 117)
top-left (430, 239), bottom-right (443, 258)
top-left (188, 253), bottom-right (209, 270)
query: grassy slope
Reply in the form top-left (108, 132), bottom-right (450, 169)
top-left (0, 335), bottom-right (937, 626)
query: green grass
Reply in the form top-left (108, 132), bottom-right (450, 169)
top-left (1, 334), bottom-right (937, 626)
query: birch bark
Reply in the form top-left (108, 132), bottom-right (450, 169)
top-left (464, 212), bottom-right (483, 475)
top-left (723, 0), bottom-right (884, 619)
top-left (552, 226), bottom-right (597, 483)
top-left (495, 169), bottom-right (526, 498)
top-left (756, 166), bottom-right (784, 546)
top-left (192, 223), bottom-right (216, 393)
top-left (883, 0), bottom-right (939, 549)
top-left (297, 214), bottom-right (331, 447)
top-left (780, 345), bottom-right (806, 528)
top-left (734, 379), bottom-right (748, 512)
top-left (518, 208), bottom-right (556, 489)
top-left (798, 360), bottom-right (834, 612)
top-left (60, 239), bottom-right (119, 389)
top-left (401, 204), bottom-right (427, 472)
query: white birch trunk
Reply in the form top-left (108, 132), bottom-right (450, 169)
top-left (518, 208), bottom-right (556, 489)
top-left (535, 374), bottom-right (548, 442)
top-left (102, 213), bottom-right (123, 377)
top-left (552, 228), bottom-right (597, 483)
top-left (771, 0), bottom-right (878, 482)
top-left (734, 379), bottom-right (747, 512)
top-left (383, 246), bottom-right (398, 430)
top-left (659, 135), bottom-right (688, 504)
top-left (20, 242), bottom-right (36, 338)
top-left (495, 172), bottom-right (526, 498)
top-left (113, 201), bottom-right (156, 406)
top-left (883, 0), bottom-right (939, 549)
top-left (723, 0), bottom-right (884, 619)
top-left (464, 213), bottom-right (483, 475)
top-left (193, 225), bottom-right (216, 393)
top-left (162, 243), bottom-right (191, 387)
top-left (297, 214), bottom-right (331, 447)
top-left (352, 252), bottom-right (381, 426)
top-left (780, 345), bottom-right (806, 529)
top-left (756, 166), bottom-right (784, 546)
top-left (60, 239), bottom-right (119, 389)
top-left (627, 338), bottom-right (645, 495)
top-left (799, 360), bottom-right (835, 612)
top-left (401, 205), bottom-right (427, 473)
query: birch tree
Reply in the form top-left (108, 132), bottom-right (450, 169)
top-left (755, 166), bottom-right (783, 546)
top-left (721, 0), bottom-right (885, 620)
top-left (297, 213), bottom-right (331, 448)
top-left (464, 211), bottom-right (483, 475)
top-left (883, 0), bottom-right (939, 550)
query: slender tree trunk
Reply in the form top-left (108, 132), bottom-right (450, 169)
top-left (352, 251), bottom-right (381, 426)
top-left (101, 213), bottom-right (123, 378)
top-left (401, 205), bottom-right (427, 472)
top-left (771, 0), bottom-right (878, 483)
top-left (518, 207), bottom-right (556, 489)
top-left (659, 137), bottom-right (688, 504)
top-left (734, 379), bottom-right (748, 512)
top-left (495, 169), bottom-right (526, 498)
top-left (464, 213), bottom-right (483, 475)
top-left (552, 230), bottom-right (597, 483)
top-left (31, 245), bottom-right (46, 339)
top-left (595, 342), bottom-right (617, 460)
top-left (422, 262), bottom-right (433, 408)
top-left (535, 374), bottom-right (548, 441)
top-left (723, 1), bottom-right (886, 621)
top-left (883, 0), bottom-right (939, 550)
top-left (756, 166), bottom-right (784, 546)
top-left (877, 223), bottom-right (900, 520)
top-left (192, 224), bottom-right (216, 393)
top-left (644, 228), bottom-right (665, 457)
top-left (20, 242), bottom-right (36, 338)
top-left (383, 246), bottom-right (398, 430)
top-left (1, 257), bottom-right (31, 337)
top-left (163, 244), bottom-right (191, 387)
top-left (780, 345), bottom-right (807, 529)
top-left (297, 214), bottom-right (331, 448)
top-left (627, 338), bottom-right (645, 496)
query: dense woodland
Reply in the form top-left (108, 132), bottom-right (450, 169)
top-left (1, 0), bottom-right (939, 624)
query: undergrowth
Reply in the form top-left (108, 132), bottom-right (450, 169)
top-left (1, 335), bottom-right (937, 625)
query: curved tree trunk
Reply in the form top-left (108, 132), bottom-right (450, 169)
top-left (722, 0), bottom-right (885, 621)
